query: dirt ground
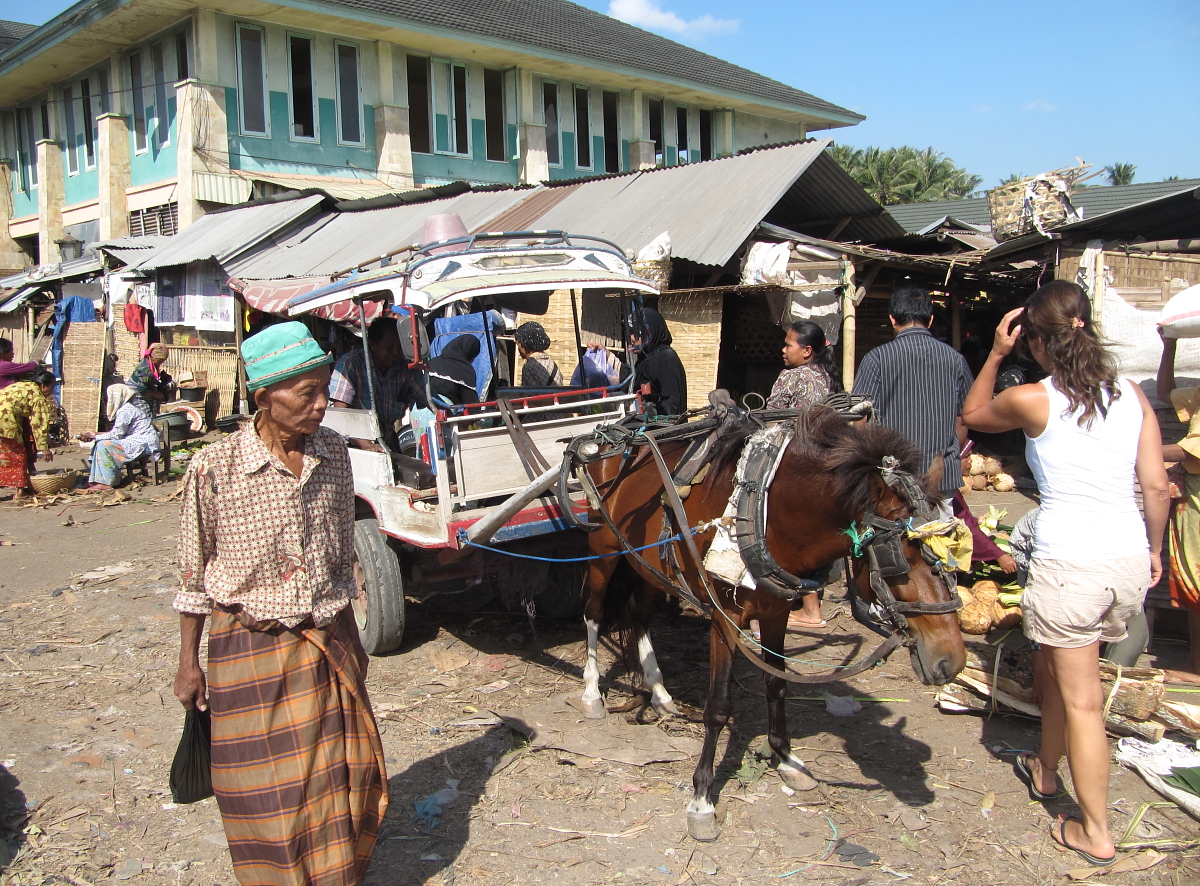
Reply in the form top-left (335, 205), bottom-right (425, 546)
top-left (1, 474), bottom-right (1197, 886)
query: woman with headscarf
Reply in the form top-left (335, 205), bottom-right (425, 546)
top-left (0, 369), bottom-right (56, 500)
top-left (630, 307), bottom-right (687, 417)
top-left (128, 343), bottom-right (173, 410)
top-left (173, 321), bottom-right (386, 886)
top-left (514, 321), bottom-right (563, 388)
top-left (79, 395), bottom-right (160, 490)
top-left (428, 335), bottom-right (481, 406)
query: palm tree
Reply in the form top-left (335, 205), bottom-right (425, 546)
top-left (999, 173), bottom-right (1025, 185)
top-left (1104, 163), bottom-right (1136, 186)
top-left (826, 144), bottom-right (982, 205)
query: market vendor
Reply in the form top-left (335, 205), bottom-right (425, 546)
top-left (0, 369), bottom-right (56, 500)
top-left (173, 321), bottom-right (386, 886)
top-left (129, 344), bottom-right (173, 408)
top-left (79, 396), bottom-right (159, 491)
top-left (0, 337), bottom-right (39, 390)
top-left (330, 315), bottom-right (425, 448)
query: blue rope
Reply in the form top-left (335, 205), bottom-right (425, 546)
top-left (457, 529), bottom-right (686, 563)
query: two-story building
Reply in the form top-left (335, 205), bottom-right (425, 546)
top-left (0, 0), bottom-right (863, 274)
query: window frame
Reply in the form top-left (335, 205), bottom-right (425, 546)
top-left (601, 89), bottom-right (620, 173)
top-left (235, 22), bottom-right (270, 138)
top-left (482, 67), bottom-right (507, 163)
top-left (15, 106), bottom-right (37, 192)
top-left (648, 97), bottom-right (664, 166)
top-left (129, 52), bottom-right (149, 154)
top-left (80, 75), bottom-right (98, 170)
top-left (406, 54), bottom-right (432, 155)
top-left (174, 29), bottom-right (190, 82)
top-left (334, 40), bottom-right (364, 147)
top-left (63, 86), bottom-right (79, 176)
top-left (430, 58), bottom-right (470, 157)
top-left (675, 105), bottom-right (689, 163)
top-left (699, 108), bottom-right (714, 162)
top-left (541, 78), bottom-right (561, 168)
top-left (151, 41), bottom-right (171, 149)
top-left (286, 32), bottom-right (319, 142)
top-left (573, 85), bottom-right (591, 170)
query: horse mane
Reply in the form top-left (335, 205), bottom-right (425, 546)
top-left (787, 407), bottom-right (924, 518)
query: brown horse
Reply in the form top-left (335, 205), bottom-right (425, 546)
top-left (576, 406), bottom-right (966, 841)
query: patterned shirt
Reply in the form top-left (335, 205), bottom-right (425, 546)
top-left (0, 381), bottom-right (53, 449)
top-left (766, 364), bottom-right (830, 410)
top-left (174, 424), bottom-right (356, 627)
top-left (95, 398), bottom-right (159, 459)
top-left (520, 352), bottom-right (564, 387)
top-left (852, 326), bottom-right (973, 496)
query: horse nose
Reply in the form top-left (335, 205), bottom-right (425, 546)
top-left (933, 656), bottom-right (957, 685)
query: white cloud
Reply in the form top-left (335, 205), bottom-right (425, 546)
top-left (607, 0), bottom-right (739, 38)
top-left (1023, 99), bottom-right (1057, 113)
top-left (974, 104), bottom-right (992, 113)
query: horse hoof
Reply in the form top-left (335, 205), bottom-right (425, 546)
top-left (778, 763), bottom-right (819, 792)
top-left (579, 697), bottom-right (607, 719)
top-left (687, 812), bottom-right (721, 842)
top-left (652, 698), bottom-right (680, 718)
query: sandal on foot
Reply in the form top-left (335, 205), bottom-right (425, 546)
top-left (1051, 818), bottom-right (1115, 867)
top-left (1014, 753), bottom-right (1059, 801)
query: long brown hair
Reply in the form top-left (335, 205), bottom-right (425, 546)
top-left (1023, 280), bottom-right (1119, 427)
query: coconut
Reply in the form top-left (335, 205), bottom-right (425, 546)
top-left (990, 473), bottom-right (1015, 492)
top-left (969, 474), bottom-right (989, 491)
top-left (966, 454), bottom-right (986, 476)
top-left (982, 456), bottom-right (1004, 477)
top-left (992, 600), bottom-right (1023, 630)
top-left (956, 586), bottom-right (975, 607)
top-left (958, 581), bottom-right (1000, 634)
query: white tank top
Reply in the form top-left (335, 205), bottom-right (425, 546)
top-left (1025, 376), bottom-right (1148, 561)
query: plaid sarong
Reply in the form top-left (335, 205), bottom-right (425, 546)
top-left (208, 608), bottom-right (387, 886)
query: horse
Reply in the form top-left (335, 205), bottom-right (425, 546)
top-left (571, 405), bottom-right (967, 842)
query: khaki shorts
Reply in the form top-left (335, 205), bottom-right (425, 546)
top-left (1022, 556), bottom-right (1150, 649)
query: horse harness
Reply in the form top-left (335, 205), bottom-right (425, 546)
top-left (558, 395), bottom-right (963, 685)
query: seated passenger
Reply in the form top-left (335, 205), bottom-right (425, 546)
top-left (330, 315), bottom-right (424, 448)
top-left (570, 342), bottom-right (627, 388)
top-left (429, 335), bottom-right (481, 406)
top-left (629, 308), bottom-right (687, 417)
top-left (515, 322), bottom-right (563, 387)
top-left (766, 321), bottom-right (839, 410)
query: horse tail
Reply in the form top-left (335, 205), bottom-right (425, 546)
top-left (601, 557), bottom-right (643, 676)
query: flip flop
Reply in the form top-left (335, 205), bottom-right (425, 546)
top-left (1014, 752), bottom-right (1059, 801)
top-left (1051, 818), bottom-right (1115, 868)
top-left (788, 617), bottom-right (827, 629)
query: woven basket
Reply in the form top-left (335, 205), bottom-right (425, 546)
top-left (632, 258), bottom-right (672, 291)
top-left (30, 469), bottom-right (78, 495)
top-left (987, 174), bottom-right (1074, 242)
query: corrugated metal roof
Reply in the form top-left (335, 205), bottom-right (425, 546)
top-left (224, 189), bottom-right (530, 280)
top-left (131, 194), bottom-right (327, 272)
top-left (500, 140), bottom-right (903, 267)
top-left (887, 178), bottom-right (1200, 233)
top-left (244, 172), bottom-right (399, 201)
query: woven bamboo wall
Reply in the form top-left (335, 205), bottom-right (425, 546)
top-left (0, 312), bottom-right (28, 362)
top-left (60, 322), bottom-right (106, 436)
top-left (659, 291), bottom-right (721, 412)
top-left (165, 347), bottom-right (239, 425)
top-left (516, 290), bottom-right (630, 382)
top-left (1056, 248), bottom-right (1200, 309)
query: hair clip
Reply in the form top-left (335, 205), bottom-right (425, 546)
top-left (1071, 318), bottom-right (1085, 328)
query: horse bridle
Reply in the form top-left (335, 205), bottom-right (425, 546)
top-left (733, 428), bottom-right (962, 650)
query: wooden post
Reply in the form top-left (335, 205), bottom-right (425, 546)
top-left (233, 294), bottom-right (248, 413)
top-left (950, 290), bottom-right (962, 350)
top-left (841, 257), bottom-right (856, 390)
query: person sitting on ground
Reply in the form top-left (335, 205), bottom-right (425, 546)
top-left (1156, 330), bottom-right (1200, 683)
top-left (128, 344), bottom-right (173, 410)
top-left (962, 281), bottom-right (1168, 868)
top-left (629, 307), bottom-right (687, 417)
top-left (767, 320), bottom-right (839, 410)
top-left (514, 322), bottom-right (563, 387)
top-left (570, 343), bottom-right (626, 389)
top-left (0, 337), bottom-right (39, 390)
top-left (79, 396), bottom-right (160, 491)
top-left (0, 369), bottom-right (56, 500)
top-left (428, 335), bottom-right (481, 406)
top-left (330, 316), bottom-right (425, 449)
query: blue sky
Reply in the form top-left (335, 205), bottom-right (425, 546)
top-left (6, 0), bottom-right (1198, 188)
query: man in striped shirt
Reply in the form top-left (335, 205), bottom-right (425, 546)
top-left (852, 286), bottom-right (973, 515)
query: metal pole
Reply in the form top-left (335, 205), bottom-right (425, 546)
top-left (357, 299), bottom-right (389, 452)
top-left (569, 288), bottom-right (586, 386)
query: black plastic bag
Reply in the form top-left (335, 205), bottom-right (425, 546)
top-left (169, 709), bottom-right (213, 804)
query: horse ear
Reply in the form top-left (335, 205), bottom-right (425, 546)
top-left (922, 457), bottom-right (944, 496)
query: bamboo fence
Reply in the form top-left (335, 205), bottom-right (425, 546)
top-left (59, 321), bottom-right (106, 436)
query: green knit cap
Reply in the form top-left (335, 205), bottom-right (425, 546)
top-left (241, 321), bottom-right (333, 392)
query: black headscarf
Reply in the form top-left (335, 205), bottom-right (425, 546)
top-left (514, 321), bottom-right (551, 353)
top-left (631, 307), bottom-right (687, 416)
top-left (429, 335), bottom-right (480, 405)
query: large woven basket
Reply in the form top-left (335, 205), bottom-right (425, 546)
top-left (632, 257), bottom-right (672, 291)
top-left (987, 167), bottom-right (1087, 242)
top-left (30, 469), bottom-right (78, 495)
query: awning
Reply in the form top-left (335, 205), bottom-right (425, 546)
top-left (0, 285), bottom-right (40, 313)
top-left (235, 277), bottom-right (385, 324)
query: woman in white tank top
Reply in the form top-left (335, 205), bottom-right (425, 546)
top-left (961, 281), bottom-right (1168, 867)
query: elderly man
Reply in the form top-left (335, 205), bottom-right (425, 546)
top-left (330, 315), bottom-right (424, 449)
top-left (173, 322), bottom-right (386, 886)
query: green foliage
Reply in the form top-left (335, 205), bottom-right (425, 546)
top-left (1104, 162), bottom-right (1137, 186)
top-left (1164, 175), bottom-right (1181, 181)
top-left (827, 144), bottom-right (983, 205)
top-left (999, 173), bottom-right (1025, 185)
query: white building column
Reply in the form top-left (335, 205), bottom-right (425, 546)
top-left (36, 139), bottom-right (65, 263)
top-left (0, 161), bottom-right (27, 274)
top-left (374, 42), bottom-right (414, 190)
top-left (516, 68), bottom-right (548, 184)
top-left (628, 88), bottom-right (654, 170)
top-left (97, 113), bottom-right (131, 239)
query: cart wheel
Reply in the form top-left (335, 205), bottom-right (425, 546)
top-left (352, 518), bottom-right (405, 655)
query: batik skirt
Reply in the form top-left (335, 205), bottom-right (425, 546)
top-left (89, 440), bottom-right (129, 487)
top-left (0, 434), bottom-right (33, 489)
